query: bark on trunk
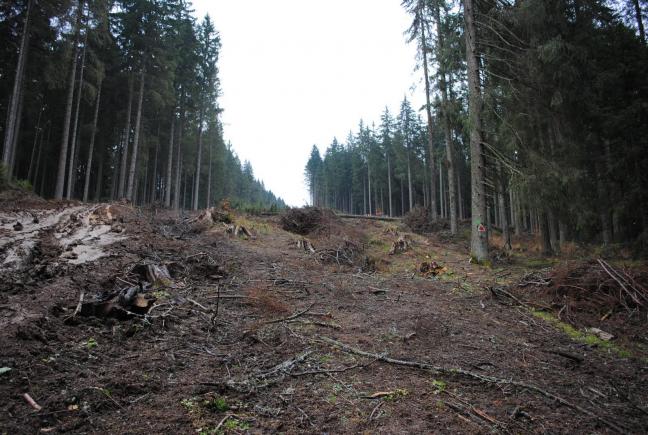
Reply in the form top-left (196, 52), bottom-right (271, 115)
top-left (387, 152), bottom-right (393, 217)
top-left (33, 121), bottom-right (49, 189)
top-left (118, 76), bottom-right (134, 198)
top-left (55, 0), bottom-right (83, 199)
top-left (464, 0), bottom-right (488, 261)
top-left (66, 26), bottom-right (88, 199)
top-left (150, 124), bottom-right (160, 203)
top-left (498, 174), bottom-right (511, 250)
top-left (407, 151), bottom-right (413, 210)
top-left (548, 209), bottom-right (559, 253)
top-left (539, 211), bottom-right (553, 256)
top-left (9, 87), bottom-right (24, 174)
top-left (632, 0), bottom-right (646, 43)
top-left (368, 161), bottom-right (372, 215)
top-left (126, 66), bottom-right (145, 200)
top-left (558, 220), bottom-right (567, 248)
top-left (192, 109), bottom-right (204, 210)
top-left (94, 151), bottom-right (103, 201)
top-left (2, 0), bottom-right (32, 175)
top-left (420, 17), bottom-right (438, 222)
top-left (173, 111), bottom-right (184, 210)
top-left (514, 190), bottom-right (523, 236)
top-left (400, 177), bottom-right (405, 216)
top-left (83, 78), bottom-right (102, 202)
top-left (439, 159), bottom-right (445, 218)
top-left (207, 140), bottom-right (212, 207)
top-left (164, 115), bottom-right (175, 207)
top-left (27, 104), bottom-right (44, 181)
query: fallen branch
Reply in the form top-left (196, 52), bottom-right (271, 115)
top-left (259, 351), bottom-right (313, 378)
top-left (23, 393), bottom-right (42, 411)
top-left (265, 303), bottom-right (314, 324)
top-left (287, 319), bottom-right (341, 329)
top-left (64, 291), bottom-right (85, 322)
top-left (318, 336), bottom-right (625, 433)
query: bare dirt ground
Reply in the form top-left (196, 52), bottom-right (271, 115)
top-left (1, 199), bottom-right (647, 434)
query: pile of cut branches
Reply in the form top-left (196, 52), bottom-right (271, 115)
top-left (520, 259), bottom-right (648, 329)
top-left (317, 238), bottom-right (364, 266)
top-left (280, 207), bottom-right (336, 235)
top-left (403, 206), bottom-right (447, 234)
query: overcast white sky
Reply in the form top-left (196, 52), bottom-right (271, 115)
top-left (191, 0), bottom-right (424, 206)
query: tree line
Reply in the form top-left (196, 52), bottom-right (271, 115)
top-left (305, 0), bottom-right (647, 260)
top-left (1, 0), bottom-right (284, 210)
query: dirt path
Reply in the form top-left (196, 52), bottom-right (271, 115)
top-left (1, 204), bottom-right (646, 434)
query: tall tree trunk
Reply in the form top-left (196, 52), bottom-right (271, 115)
top-left (435, 2), bottom-right (459, 233)
top-left (164, 115), bottom-right (175, 207)
top-left (439, 159), bottom-right (445, 217)
top-left (126, 66), bottom-right (145, 200)
top-left (150, 123), bottom-right (160, 203)
top-left (400, 177), bottom-right (405, 215)
top-left (457, 170), bottom-right (464, 220)
top-left (539, 211), bottom-right (553, 256)
top-left (39, 162), bottom-right (47, 196)
top-left (94, 150), bottom-right (103, 201)
top-left (2, 0), bottom-right (32, 175)
top-left (548, 209), bottom-right (559, 252)
top-left (118, 76), bottom-right (134, 198)
top-left (632, 0), bottom-right (646, 43)
top-left (207, 141), bottom-right (212, 207)
top-left (173, 111), bottom-right (184, 210)
top-left (420, 16), bottom-right (438, 222)
top-left (55, 0), bottom-right (83, 199)
top-left (558, 220), bottom-right (567, 248)
top-left (9, 87), bottom-right (24, 175)
top-left (27, 104), bottom-right (44, 181)
top-left (33, 121), bottom-right (49, 189)
top-left (363, 175), bottom-right (367, 214)
top-left (368, 161), bottom-right (372, 215)
top-left (387, 152), bottom-right (393, 217)
top-left (66, 25), bottom-right (88, 199)
top-left (83, 78), bottom-right (102, 202)
top-left (514, 190), bottom-right (523, 236)
top-left (407, 151), bottom-right (413, 210)
top-left (192, 109), bottom-right (204, 210)
top-left (498, 167), bottom-right (511, 250)
top-left (464, 0), bottom-right (488, 261)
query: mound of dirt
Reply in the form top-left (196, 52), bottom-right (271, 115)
top-left (280, 207), bottom-right (337, 235)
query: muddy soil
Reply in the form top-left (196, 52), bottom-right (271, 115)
top-left (1, 203), bottom-right (647, 434)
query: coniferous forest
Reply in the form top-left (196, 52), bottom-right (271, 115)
top-left (1, 0), bottom-right (284, 210)
top-left (305, 0), bottom-right (648, 260)
top-left (4, 1), bottom-right (648, 433)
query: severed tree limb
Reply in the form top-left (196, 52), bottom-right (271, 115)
top-left (259, 351), bottom-right (313, 379)
top-left (318, 336), bottom-right (626, 433)
top-left (264, 303), bottom-right (314, 324)
top-left (23, 393), bottom-right (42, 411)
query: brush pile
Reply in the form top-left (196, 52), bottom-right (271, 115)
top-left (316, 238), bottom-right (364, 266)
top-left (403, 207), bottom-right (447, 234)
top-left (280, 207), bottom-right (336, 235)
top-left (520, 259), bottom-right (648, 333)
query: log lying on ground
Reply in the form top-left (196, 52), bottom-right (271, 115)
top-left (335, 213), bottom-right (401, 222)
